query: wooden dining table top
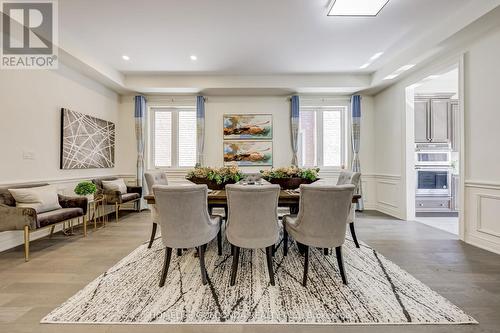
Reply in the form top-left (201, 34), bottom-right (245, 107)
top-left (144, 190), bottom-right (360, 205)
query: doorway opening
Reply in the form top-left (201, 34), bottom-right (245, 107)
top-left (405, 65), bottom-right (462, 236)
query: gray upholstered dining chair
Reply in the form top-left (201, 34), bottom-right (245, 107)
top-left (153, 184), bottom-right (222, 286)
top-left (225, 184), bottom-right (280, 286)
top-left (336, 171), bottom-right (361, 248)
top-left (144, 171), bottom-right (169, 249)
top-left (283, 184), bottom-right (355, 286)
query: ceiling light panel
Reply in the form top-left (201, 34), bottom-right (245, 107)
top-left (328, 0), bottom-right (390, 16)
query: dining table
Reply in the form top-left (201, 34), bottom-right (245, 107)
top-left (144, 188), bottom-right (361, 215)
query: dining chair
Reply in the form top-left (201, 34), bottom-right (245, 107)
top-left (153, 184), bottom-right (222, 286)
top-left (283, 184), bottom-right (355, 286)
top-left (144, 171), bottom-right (169, 249)
top-left (225, 184), bottom-right (280, 286)
top-left (336, 171), bottom-right (362, 248)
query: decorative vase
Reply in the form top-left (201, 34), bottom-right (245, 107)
top-left (267, 177), bottom-right (318, 190)
top-left (187, 177), bottom-right (236, 190)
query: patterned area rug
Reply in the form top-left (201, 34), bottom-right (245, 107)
top-left (41, 235), bottom-right (476, 325)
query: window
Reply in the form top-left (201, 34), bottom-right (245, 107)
top-left (150, 107), bottom-right (197, 168)
top-left (298, 106), bottom-right (347, 168)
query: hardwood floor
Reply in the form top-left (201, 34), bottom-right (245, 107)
top-left (0, 210), bottom-right (499, 332)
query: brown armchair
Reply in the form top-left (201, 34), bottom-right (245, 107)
top-left (92, 177), bottom-right (142, 222)
top-left (0, 184), bottom-right (88, 261)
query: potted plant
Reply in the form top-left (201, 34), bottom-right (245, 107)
top-left (74, 181), bottom-right (97, 199)
top-left (260, 166), bottom-right (320, 189)
top-left (186, 165), bottom-right (244, 190)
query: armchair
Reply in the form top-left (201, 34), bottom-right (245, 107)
top-left (0, 184), bottom-right (87, 261)
top-left (336, 171), bottom-right (362, 248)
top-left (283, 184), bottom-right (355, 286)
top-left (92, 177), bottom-right (142, 222)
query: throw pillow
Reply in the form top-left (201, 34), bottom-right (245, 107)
top-left (9, 186), bottom-right (62, 213)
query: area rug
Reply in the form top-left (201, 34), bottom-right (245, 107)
top-left (41, 235), bottom-right (477, 325)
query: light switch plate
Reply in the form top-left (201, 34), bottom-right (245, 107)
top-left (22, 151), bottom-right (35, 160)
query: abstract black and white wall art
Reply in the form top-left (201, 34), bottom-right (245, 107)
top-left (60, 108), bottom-right (115, 169)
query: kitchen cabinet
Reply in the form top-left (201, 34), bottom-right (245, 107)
top-left (415, 100), bottom-right (430, 143)
top-left (414, 94), bottom-right (454, 144)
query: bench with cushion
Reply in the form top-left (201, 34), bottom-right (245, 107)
top-left (92, 177), bottom-right (142, 222)
top-left (0, 183), bottom-right (88, 261)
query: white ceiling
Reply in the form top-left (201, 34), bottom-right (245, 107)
top-left (415, 68), bottom-right (459, 95)
top-left (59, 0), bottom-right (475, 74)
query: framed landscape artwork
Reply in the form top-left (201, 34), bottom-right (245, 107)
top-left (60, 108), bottom-right (115, 169)
top-left (223, 114), bottom-right (272, 140)
top-left (223, 141), bottom-right (273, 166)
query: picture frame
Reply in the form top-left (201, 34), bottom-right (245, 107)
top-left (223, 140), bottom-right (273, 166)
top-left (60, 108), bottom-right (115, 169)
top-left (223, 114), bottom-right (273, 140)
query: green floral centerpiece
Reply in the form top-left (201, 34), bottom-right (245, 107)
top-left (260, 166), bottom-right (320, 189)
top-left (74, 181), bottom-right (97, 196)
top-left (186, 165), bottom-right (244, 190)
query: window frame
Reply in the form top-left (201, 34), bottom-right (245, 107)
top-left (148, 106), bottom-right (197, 169)
top-left (298, 105), bottom-right (349, 169)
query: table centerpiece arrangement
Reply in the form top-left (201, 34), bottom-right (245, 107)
top-left (260, 166), bottom-right (320, 190)
top-left (186, 165), bottom-right (244, 190)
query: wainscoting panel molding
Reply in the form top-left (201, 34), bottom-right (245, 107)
top-left (464, 180), bottom-right (500, 255)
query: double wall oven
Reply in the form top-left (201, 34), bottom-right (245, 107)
top-left (415, 144), bottom-right (453, 212)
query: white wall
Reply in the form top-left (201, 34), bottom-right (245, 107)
top-left (372, 25), bottom-right (500, 254)
top-left (0, 64), bottom-right (128, 253)
top-left (119, 95), bottom-right (377, 193)
top-left (204, 96), bottom-right (292, 170)
top-left (0, 64), bottom-right (121, 187)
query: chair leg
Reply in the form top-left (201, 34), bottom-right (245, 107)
top-left (283, 229), bottom-right (288, 256)
top-left (24, 225), bottom-right (30, 262)
top-left (93, 201), bottom-right (97, 230)
top-left (335, 246), bottom-right (348, 285)
top-left (217, 222), bottom-right (222, 256)
top-left (159, 247), bottom-right (172, 287)
top-left (349, 222), bottom-right (360, 248)
top-left (83, 216), bottom-right (87, 237)
top-left (231, 244), bottom-right (235, 256)
top-left (148, 223), bottom-right (157, 249)
top-left (198, 245), bottom-right (208, 285)
top-left (115, 203), bottom-right (119, 223)
top-left (324, 248), bottom-right (329, 255)
top-left (302, 245), bottom-right (309, 287)
top-left (266, 246), bottom-right (275, 286)
top-left (177, 249), bottom-right (182, 256)
top-left (230, 246), bottom-right (240, 286)
top-left (49, 225), bottom-right (55, 239)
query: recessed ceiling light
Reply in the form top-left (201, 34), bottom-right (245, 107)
top-left (328, 0), bottom-right (390, 16)
top-left (425, 75), bottom-right (441, 80)
top-left (383, 74), bottom-right (399, 80)
top-left (369, 52), bottom-right (384, 61)
top-left (359, 63), bottom-right (370, 69)
top-left (190, 55), bottom-right (198, 61)
top-left (122, 55), bottom-right (130, 61)
top-left (396, 64), bottom-right (415, 72)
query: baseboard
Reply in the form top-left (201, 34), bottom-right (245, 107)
top-left (464, 233), bottom-right (500, 255)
